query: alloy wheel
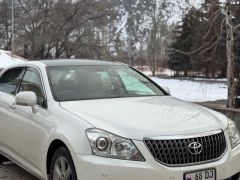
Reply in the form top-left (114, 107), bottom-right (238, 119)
top-left (53, 156), bottom-right (72, 180)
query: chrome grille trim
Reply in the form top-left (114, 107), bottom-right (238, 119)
top-left (144, 130), bottom-right (227, 167)
top-left (146, 129), bottom-right (223, 140)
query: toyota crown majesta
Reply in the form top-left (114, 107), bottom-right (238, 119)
top-left (0, 59), bottom-right (240, 180)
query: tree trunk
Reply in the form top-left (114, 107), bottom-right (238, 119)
top-left (153, 0), bottom-right (157, 76)
top-left (151, 66), bottom-right (156, 77)
top-left (226, 1), bottom-right (237, 108)
top-left (175, 71), bottom-right (179, 77)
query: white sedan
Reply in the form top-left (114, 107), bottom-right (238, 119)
top-left (0, 59), bottom-right (240, 180)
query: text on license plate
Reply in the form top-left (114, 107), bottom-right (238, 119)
top-left (184, 169), bottom-right (216, 180)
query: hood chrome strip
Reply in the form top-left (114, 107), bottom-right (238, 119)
top-left (144, 129), bottom-right (223, 140)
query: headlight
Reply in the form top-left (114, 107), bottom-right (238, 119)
top-left (226, 118), bottom-right (240, 148)
top-left (86, 129), bottom-right (144, 161)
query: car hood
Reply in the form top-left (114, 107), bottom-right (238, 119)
top-left (60, 96), bottom-right (228, 140)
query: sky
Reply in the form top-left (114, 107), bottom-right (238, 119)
top-left (118, 0), bottom-right (203, 40)
top-left (169, 0), bottom-right (203, 23)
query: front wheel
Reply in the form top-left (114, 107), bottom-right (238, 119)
top-left (50, 147), bottom-right (77, 180)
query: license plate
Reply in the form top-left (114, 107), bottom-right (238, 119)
top-left (184, 169), bottom-right (216, 180)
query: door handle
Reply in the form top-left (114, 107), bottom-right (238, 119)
top-left (9, 104), bottom-right (16, 111)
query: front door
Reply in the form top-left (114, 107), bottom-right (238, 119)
top-left (0, 67), bottom-right (26, 158)
top-left (13, 67), bottom-right (51, 171)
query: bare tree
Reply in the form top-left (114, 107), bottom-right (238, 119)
top-left (14, 0), bottom-right (119, 59)
top-left (172, 0), bottom-right (240, 108)
top-left (0, 0), bottom-right (12, 50)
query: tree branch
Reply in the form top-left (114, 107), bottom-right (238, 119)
top-left (234, 23), bottom-right (240, 31)
top-left (175, 36), bottom-right (217, 55)
top-left (203, 9), bottom-right (221, 40)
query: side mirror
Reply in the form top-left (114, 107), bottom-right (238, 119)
top-left (16, 91), bottom-right (38, 113)
top-left (161, 86), bottom-right (170, 94)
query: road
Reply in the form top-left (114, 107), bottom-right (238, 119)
top-left (0, 161), bottom-right (38, 180)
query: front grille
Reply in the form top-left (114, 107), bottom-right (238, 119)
top-left (144, 131), bottom-right (227, 166)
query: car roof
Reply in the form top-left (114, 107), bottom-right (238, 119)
top-left (40, 59), bottom-right (123, 67)
top-left (1, 59), bottom-right (128, 73)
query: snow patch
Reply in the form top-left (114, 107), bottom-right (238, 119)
top-left (151, 77), bottom-right (227, 102)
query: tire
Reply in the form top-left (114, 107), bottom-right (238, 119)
top-left (0, 154), bottom-right (9, 164)
top-left (50, 147), bottom-right (77, 180)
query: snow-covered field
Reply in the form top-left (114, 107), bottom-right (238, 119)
top-left (151, 77), bottom-right (227, 102)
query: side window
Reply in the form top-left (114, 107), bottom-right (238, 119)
top-left (0, 68), bottom-right (24, 95)
top-left (19, 68), bottom-right (46, 107)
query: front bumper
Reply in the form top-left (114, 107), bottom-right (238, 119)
top-left (72, 140), bottom-right (240, 180)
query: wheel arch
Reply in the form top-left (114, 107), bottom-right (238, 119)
top-left (46, 139), bottom-right (72, 176)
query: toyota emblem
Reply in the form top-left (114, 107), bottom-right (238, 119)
top-left (188, 142), bottom-right (202, 155)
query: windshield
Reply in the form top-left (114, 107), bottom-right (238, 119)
top-left (47, 65), bottom-right (164, 101)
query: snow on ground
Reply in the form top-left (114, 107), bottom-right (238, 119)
top-left (151, 77), bottom-right (227, 102)
top-left (192, 77), bottom-right (227, 82)
top-left (135, 66), bottom-right (175, 77)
